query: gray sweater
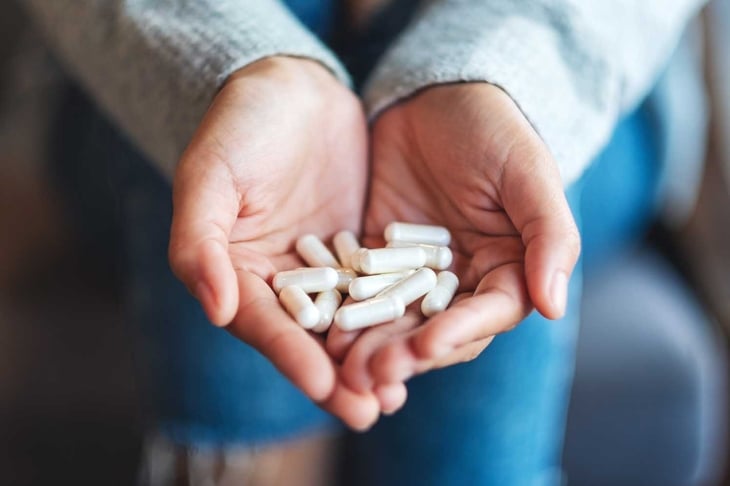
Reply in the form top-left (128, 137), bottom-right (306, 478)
top-left (20, 0), bottom-right (707, 185)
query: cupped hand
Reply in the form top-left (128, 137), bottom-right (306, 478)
top-left (168, 57), bottom-right (379, 429)
top-left (329, 83), bottom-right (581, 397)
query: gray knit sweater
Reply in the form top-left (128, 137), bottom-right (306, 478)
top-left (20, 0), bottom-right (707, 185)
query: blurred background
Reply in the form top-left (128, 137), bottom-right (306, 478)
top-left (0, 3), bottom-right (141, 484)
top-left (1, 1), bottom-right (730, 485)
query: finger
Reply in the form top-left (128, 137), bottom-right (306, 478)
top-left (369, 335), bottom-right (426, 385)
top-left (326, 324), bottom-right (364, 363)
top-left (500, 140), bottom-right (580, 319)
top-left (409, 262), bottom-right (530, 360)
top-left (169, 154), bottom-right (240, 326)
top-left (319, 380), bottom-right (381, 431)
top-left (340, 312), bottom-right (422, 393)
top-left (374, 382), bottom-right (408, 415)
top-left (367, 294), bottom-right (472, 384)
top-left (325, 296), bottom-right (366, 362)
top-left (431, 336), bottom-right (495, 369)
top-left (370, 336), bottom-right (496, 385)
top-left (228, 271), bottom-right (337, 402)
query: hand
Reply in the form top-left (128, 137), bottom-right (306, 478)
top-left (169, 57), bottom-right (380, 429)
top-left (328, 83), bottom-right (581, 399)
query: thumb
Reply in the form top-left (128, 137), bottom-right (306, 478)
top-left (501, 142), bottom-right (581, 320)
top-left (169, 155), bottom-right (240, 326)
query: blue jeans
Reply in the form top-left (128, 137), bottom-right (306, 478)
top-left (52, 2), bottom-right (661, 484)
top-left (103, 107), bottom-right (656, 486)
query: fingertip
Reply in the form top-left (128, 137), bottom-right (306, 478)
top-left (548, 270), bottom-right (568, 319)
top-left (195, 280), bottom-right (225, 327)
top-left (530, 269), bottom-right (569, 321)
top-left (410, 322), bottom-right (452, 361)
top-left (324, 384), bottom-right (380, 432)
top-left (350, 407), bottom-right (380, 433)
top-left (371, 341), bottom-right (415, 385)
top-left (524, 228), bottom-right (578, 321)
top-left (305, 368), bottom-right (338, 403)
top-left (375, 383), bottom-right (407, 415)
top-left (272, 332), bottom-right (336, 403)
top-left (201, 241), bottom-right (239, 326)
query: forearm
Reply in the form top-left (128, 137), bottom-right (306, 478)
top-left (364, 0), bottom-right (708, 185)
top-left (19, 0), bottom-right (349, 179)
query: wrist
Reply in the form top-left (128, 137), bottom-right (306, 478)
top-left (227, 55), bottom-right (340, 90)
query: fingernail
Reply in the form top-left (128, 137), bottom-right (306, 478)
top-left (195, 280), bottom-right (221, 324)
top-left (195, 280), bottom-right (213, 304)
top-left (550, 271), bottom-right (568, 318)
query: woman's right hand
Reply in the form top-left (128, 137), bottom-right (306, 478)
top-left (168, 56), bottom-right (382, 430)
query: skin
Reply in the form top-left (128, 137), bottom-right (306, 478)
top-left (168, 56), bottom-right (382, 430)
top-left (327, 83), bottom-right (581, 410)
top-left (170, 56), bottom-right (580, 427)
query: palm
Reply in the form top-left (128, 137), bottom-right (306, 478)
top-left (334, 84), bottom-right (578, 393)
top-left (366, 83), bottom-right (531, 305)
top-left (171, 58), bottom-right (379, 429)
top-left (366, 118), bottom-right (523, 294)
top-left (225, 100), bottom-right (367, 280)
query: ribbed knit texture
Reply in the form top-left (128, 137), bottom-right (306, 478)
top-left (20, 0), bottom-right (349, 180)
top-left (21, 0), bottom-right (707, 185)
top-left (363, 0), bottom-right (707, 186)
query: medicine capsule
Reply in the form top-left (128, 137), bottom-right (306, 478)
top-left (335, 268), bottom-right (357, 293)
top-left (311, 289), bottom-right (342, 333)
top-left (386, 242), bottom-right (453, 270)
top-left (421, 271), bottom-right (459, 317)
top-left (332, 231), bottom-right (361, 271)
top-left (384, 222), bottom-right (451, 246)
top-left (279, 286), bottom-right (320, 329)
top-left (272, 267), bottom-right (338, 294)
top-left (295, 234), bottom-right (340, 268)
top-left (359, 247), bottom-right (427, 275)
top-left (334, 297), bottom-right (405, 332)
top-left (348, 271), bottom-right (414, 301)
top-left (378, 267), bottom-right (437, 307)
top-left (350, 247), bottom-right (368, 273)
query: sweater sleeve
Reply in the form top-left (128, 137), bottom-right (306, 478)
top-left (363, 0), bottom-right (708, 186)
top-left (19, 0), bottom-right (349, 180)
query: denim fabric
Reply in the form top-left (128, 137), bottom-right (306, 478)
top-left (284, 0), bottom-right (337, 40)
top-left (50, 1), bottom-right (661, 484)
top-left (341, 107), bottom-right (659, 486)
top-left (343, 218), bottom-right (583, 486)
top-left (114, 145), bottom-right (338, 445)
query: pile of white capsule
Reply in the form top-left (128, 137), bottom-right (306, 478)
top-left (273, 222), bottom-right (459, 332)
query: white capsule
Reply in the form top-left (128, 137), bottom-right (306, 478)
top-left (359, 247), bottom-right (427, 275)
top-left (378, 267), bottom-right (437, 307)
top-left (348, 271), bottom-right (415, 301)
top-left (384, 222), bottom-right (451, 246)
top-left (311, 289), bottom-right (342, 333)
top-left (421, 271), bottom-right (459, 317)
top-left (295, 234), bottom-right (340, 268)
top-left (279, 286), bottom-right (320, 329)
top-left (334, 297), bottom-right (405, 331)
top-left (335, 268), bottom-right (357, 293)
top-left (332, 231), bottom-right (361, 271)
top-left (272, 267), bottom-right (338, 294)
top-left (386, 242), bottom-right (453, 270)
top-left (350, 247), bottom-right (368, 273)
